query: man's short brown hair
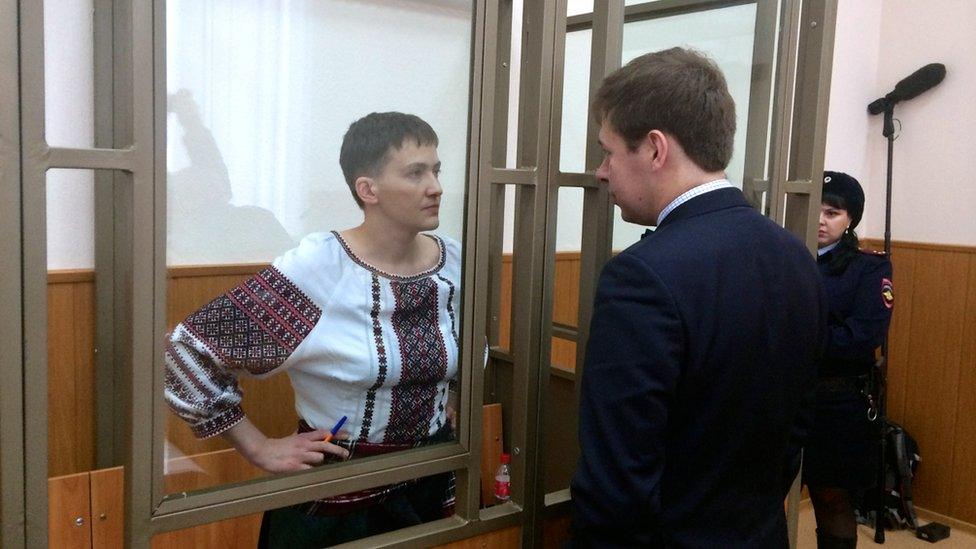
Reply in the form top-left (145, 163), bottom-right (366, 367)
top-left (592, 47), bottom-right (735, 172)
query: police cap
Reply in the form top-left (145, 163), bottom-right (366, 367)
top-left (822, 171), bottom-right (865, 229)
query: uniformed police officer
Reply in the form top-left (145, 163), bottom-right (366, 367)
top-left (804, 171), bottom-right (894, 549)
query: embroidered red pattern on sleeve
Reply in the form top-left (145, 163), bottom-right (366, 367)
top-left (163, 266), bottom-right (322, 439)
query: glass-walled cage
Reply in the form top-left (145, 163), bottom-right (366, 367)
top-left (1, 0), bottom-right (835, 547)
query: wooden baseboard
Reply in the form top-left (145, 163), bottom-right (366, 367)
top-left (917, 506), bottom-right (976, 536)
top-left (796, 499), bottom-right (975, 537)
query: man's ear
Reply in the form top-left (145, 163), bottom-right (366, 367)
top-left (645, 130), bottom-right (669, 170)
top-left (355, 176), bottom-right (378, 206)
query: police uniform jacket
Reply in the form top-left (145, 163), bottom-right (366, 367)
top-left (817, 248), bottom-right (893, 378)
top-left (571, 188), bottom-right (826, 548)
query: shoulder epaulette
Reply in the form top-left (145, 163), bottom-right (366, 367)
top-left (858, 248), bottom-right (889, 257)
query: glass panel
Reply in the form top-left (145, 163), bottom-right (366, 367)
top-left (612, 3), bottom-right (758, 248)
top-left (496, 185), bottom-right (516, 353)
top-left (551, 188), bottom-right (584, 372)
top-left (151, 510), bottom-right (263, 547)
top-left (568, 1), bottom-right (667, 18)
top-left (163, 0), bottom-right (474, 501)
top-left (505, 1), bottom-right (524, 169)
top-left (559, 28), bottom-right (593, 174)
top-left (155, 469), bottom-right (459, 547)
top-left (43, 0), bottom-right (95, 148)
top-left (46, 169), bottom-right (96, 477)
top-left (567, 0), bottom-right (593, 17)
top-left (45, 169), bottom-right (126, 545)
top-left (544, 187), bottom-right (584, 496)
top-left (483, 183), bottom-right (515, 509)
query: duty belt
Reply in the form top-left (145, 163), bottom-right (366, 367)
top-left (816, 375), bottom-right (866, 392)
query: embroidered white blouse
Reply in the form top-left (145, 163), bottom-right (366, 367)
top-left (164, 231), bottom-right (461, 443)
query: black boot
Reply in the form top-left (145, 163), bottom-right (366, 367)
top-left (816, 529), bottom-right (857, 549)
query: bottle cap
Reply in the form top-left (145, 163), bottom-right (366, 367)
top-left (500, 453), bottom-right (511, 464)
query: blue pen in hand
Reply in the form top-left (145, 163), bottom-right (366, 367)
top-left (322, 415), bottom-right (347, 444)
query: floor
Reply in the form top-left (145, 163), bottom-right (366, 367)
top-left (796, 505), bottom-right (976, 548)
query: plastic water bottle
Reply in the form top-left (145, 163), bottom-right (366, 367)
top-left (494, 453), bottom-right (511, 504)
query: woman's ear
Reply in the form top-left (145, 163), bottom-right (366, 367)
top-left (355, 176), bottom-right (378, 206)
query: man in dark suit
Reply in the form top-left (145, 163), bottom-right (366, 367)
top-left (570, 47), bottom-right (826, 547)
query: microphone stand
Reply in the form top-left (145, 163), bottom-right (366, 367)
top-left (872, 104), bottom-right (895, 543)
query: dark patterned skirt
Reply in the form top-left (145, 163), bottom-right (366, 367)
top-left (257, 424), bottom-right (455, 549)
top-left (802, 379), bottom-right (880, 490)
top-left (256, 470), bottom-right (455, 549)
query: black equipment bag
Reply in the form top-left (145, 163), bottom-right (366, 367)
top-left (855, 419), bottom-right (921, 530)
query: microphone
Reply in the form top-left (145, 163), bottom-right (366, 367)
top-left (868, 63), bottom-right (946, 114)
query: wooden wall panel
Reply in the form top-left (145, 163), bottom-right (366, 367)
top-left (552, 252), bottom-right (581, 326)
top-left (544, 372), bottom-right (578, 494)
top-left (550, 337), bottom-right (577, 372)
top-left (900, 249), bottom-right (968, 513)
top-left (90, 467), bottom-right (124, 549)
top-left (44, 239), bottom-right (976, 530)
top-left (481, 403), bottom-right (504, 506)
top-left (164, 448), bottom-right (264, 494)
top-left (862, 239), bottom-right (976, 525)
top-left (166, 267), bottom-right (259, 329)
top-left (498, 256), bottom-right (512, 351)
top-left (154, 451), bottom-right (263, 549)
top-left (433, 526), bottom-right (521, 549)
top-left (48, 471), bottom-right (92, 548)
top-left (47, 274), bottom-right (96, 478)
top-left (543, 514), bottom-right (572, 548)
top-left (950, 252), bottom-right (976, 523)
top-left (48, 264), bottom-right (299, 479)
top-left (499, 252), bottom-right (582, 357)
top-left (151, 514), bottom-right (263, 549)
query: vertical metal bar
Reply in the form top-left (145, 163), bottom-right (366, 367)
top-left (455, 0), bottom-right (491, 523)
top-left (151, 0), bottom-right (170, 525)
top-left (487, 185), bottom-right (506, 353)
top-left (773, 2), bottom-right (838, 547)
top-left (534, 0), bottom-right (570, 523)
top-left (741, 0), bottom-right (779, 212)
top-left (510, 0), bottom-right (560, 545)
top-left (787, 2), bottom-right (839, 531)
top-left (767, 0), bottom-right (801, 228)
top-left (0, 0), bottom-right (25, 545)
top-left (17, 0), bottom-right (49, 545)
top-left (128, 0), bottom-right (156, 542)
top-left (535, 0), bottom-right (624, 519)
top-left (785, 0), bottom-right (834, 251)
top-left (573, 0), bottom-right (622, 432)
top-left (486, 0), bottom-right (511, 351)
top-left (576, 2), bottom-right (623, 337)
top-left (93, 0), bottom-right (120, 471)
top-left (110, 5), bottom-right (136, 444)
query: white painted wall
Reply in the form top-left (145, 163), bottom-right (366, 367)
top-left (46, 1), bottom-right (976, 269)
top-left (519, 2), bottom-right (759, 252)
top-left (826, 0), bottom-right (975, 246)
top-left (46, 0), bottom-right (473, 268)
top-left (45, 0), bottom-right (95, 270)
top-left (823, 0), bottom-right (882, 217)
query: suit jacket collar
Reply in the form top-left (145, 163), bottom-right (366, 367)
top-left (654, 187), bottom-right (750, 231)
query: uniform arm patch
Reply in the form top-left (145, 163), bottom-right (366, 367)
top-left (881, 277), bottom-right (894, 309)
